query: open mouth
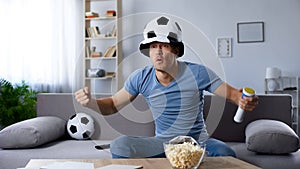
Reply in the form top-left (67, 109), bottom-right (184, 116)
top-left (155, 57), bottom-right (163, 63)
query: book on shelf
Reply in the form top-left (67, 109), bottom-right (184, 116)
top-left (103, 46), bottom-right (116, 58)
top-left (85, 11), bottom-right (99, 18)
top-left (106, 10), bottom-right (116, 17)
top-left (85, 46), bottom-right (91, 58)
top-left (86, 26), bottom-right (101, 38)
top-left (92, 26), bottom-right (101, 37)
top-left (91, 52), bottom-right (102, 58)
top-left (111, 24), bottom-right (117, 37)
top-left (86, 28), bottom-right (92, 38)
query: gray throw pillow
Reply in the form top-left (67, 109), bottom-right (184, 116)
top-left (0, 116), bottom-right (66, 149)
top-left (246, 119), bottom-right (299, 154)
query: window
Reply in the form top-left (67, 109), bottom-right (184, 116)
top-left (0, 0), bottom-right (83, 92)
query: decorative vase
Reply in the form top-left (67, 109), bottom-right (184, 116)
top-left (267, 79), bottom-right (279, 91)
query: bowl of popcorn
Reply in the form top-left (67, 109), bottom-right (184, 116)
top-left (164, 136), bottom-right (206, 169)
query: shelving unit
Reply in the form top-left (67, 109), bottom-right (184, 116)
top-left (265, 76), bottom-right (300, 134)
top-left (83, 0), bottom-right (122, 95)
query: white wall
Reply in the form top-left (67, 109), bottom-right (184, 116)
top-left (120, 0), bottom-right (300, 93)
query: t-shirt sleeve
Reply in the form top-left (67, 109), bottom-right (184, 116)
top-left (198, 66), bottom-right (223, 93)
top-left (209, 73), bottom-right (223, 92)
top-left (124, 69), bottom-right (141, 96)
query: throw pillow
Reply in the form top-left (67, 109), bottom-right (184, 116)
top-left (0, 116), bottom-right (66, 149)
top-left (245, 119), bottom-right (299, 154)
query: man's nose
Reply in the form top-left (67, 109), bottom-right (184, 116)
top-left (157, 45), bottom-right (163, 55)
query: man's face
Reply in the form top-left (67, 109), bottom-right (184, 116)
top-left (149, 42), bottom-right (178, 72)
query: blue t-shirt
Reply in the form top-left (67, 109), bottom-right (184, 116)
top-left (125, 61), bottom-right (223, 142)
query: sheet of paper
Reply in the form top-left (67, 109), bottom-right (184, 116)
top-left (41, 162), bottom-right (94, 169)
top-left (96, 164), bottom-right (143, 169)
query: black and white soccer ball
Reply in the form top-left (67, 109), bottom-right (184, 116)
top-left (67, 113), bottom-right (95, 140)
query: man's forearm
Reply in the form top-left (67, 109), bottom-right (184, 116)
top-left (86, 97), bottom-right (118, 116)
top-left (213, 82), bottom-right (242, 105)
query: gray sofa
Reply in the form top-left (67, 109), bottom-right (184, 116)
top-left (0, 93), bottom-right (300, 169)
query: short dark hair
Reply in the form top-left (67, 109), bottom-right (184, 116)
top-left (140, 42), bottom-right (181, 57)
top-left (170, 43), bottom-right (180, 56)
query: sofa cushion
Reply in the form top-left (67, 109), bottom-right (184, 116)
top-left (0, 116), bottom-right (66, 148)
top-left (245, 119), bottom-right (299, 154)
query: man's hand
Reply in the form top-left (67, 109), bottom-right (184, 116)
top-left (238, 88), bottom-right (259, 112)
top-left (214, 83), bottom-right (259, 112)
top-left (75, 87), bottom-right (91, 107)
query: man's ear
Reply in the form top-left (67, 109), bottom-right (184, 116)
top-left (172, 47), bottom-right (180, 56)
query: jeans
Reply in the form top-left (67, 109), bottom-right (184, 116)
top-left (110, 136), bottom-right (236, 158)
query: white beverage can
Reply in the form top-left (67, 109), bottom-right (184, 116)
top-left (234, 87), bottom-right (255, 123)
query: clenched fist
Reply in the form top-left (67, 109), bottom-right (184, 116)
top-left (74, 87), bottom-right (91, 106)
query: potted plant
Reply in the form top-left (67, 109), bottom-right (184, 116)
top-left (0, 79), bottom-right (38, 128)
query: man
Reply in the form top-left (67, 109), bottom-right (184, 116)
top-left (75, 16), bottom-right (258, 158)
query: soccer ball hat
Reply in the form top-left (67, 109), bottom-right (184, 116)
top-left (139, 16), bottom-right (184, 57)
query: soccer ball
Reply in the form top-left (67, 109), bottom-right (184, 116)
top-left (67, 113), bottom-right (95, 140)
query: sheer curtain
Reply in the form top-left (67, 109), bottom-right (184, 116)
top-left (0, 0), bottom-right (83, 92)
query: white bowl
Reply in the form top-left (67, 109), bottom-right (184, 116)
top-left (164, 136), bottom-right (206, 169)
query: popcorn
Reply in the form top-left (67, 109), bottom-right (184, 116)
top-left (165, 142), bottom-right (204, 169)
